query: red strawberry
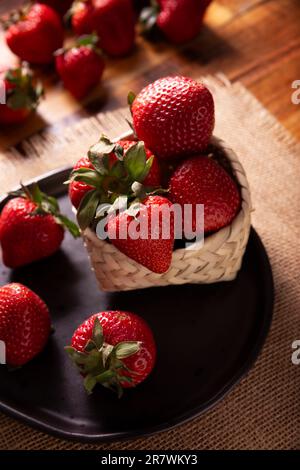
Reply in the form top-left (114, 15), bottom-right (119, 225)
top-left (0, 64), bottom-right (43, 125)
top-left (0, 283), bottom-right (51, 367)
top-left (130, 76), bottom-right (215, 160)
top-left (4, 3), bottom-right (64, 64)
top-left (39, 0), bottom-right (73, 16)
top-left (55, 34), bottom-right (105, 100)
top-left (66, 311), bottom-right (156, 396)
top-left (69, 138), bottom-right (161, 209)
top-left (107, 195), bottom-right (174, 273)
top-left (169, 156), bottom-right (241, 235)
top-left (141, 0), bottom-right (212, 44)
top-left (0, 183), bottom-right (79, 268)
top-left (70, 0), bottom-right (136, 57)
top-left (69, 155), bottom-right (94, 209)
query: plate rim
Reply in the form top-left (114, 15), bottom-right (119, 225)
top-left (0, 167), bottom-right (274, 443)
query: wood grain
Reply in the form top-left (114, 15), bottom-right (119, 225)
top-left (0, 0), bottom-right (299, 151)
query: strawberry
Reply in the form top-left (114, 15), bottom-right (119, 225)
top-left (66, 311), bottom-right (156, 396)
top-left (130, 76), bottom-right (215, 160)
top-left (0, 64), bottom-right (43, 125)
top-left (69, 136), bottom-right (161, 209)
top-left (55, 34), bottom-right (105, 100)
top-left (0, 183), bottom-right (79, 268)
top-left (107, 195), bottom-right (174, 273)
top-left (0, 283), bottom-right (51, 367)
top-left (169, 155), bottom-right (241, 235)
top-left (69, 155), bottom-right (95, 209)
top-left (70, 0), bottom-right (136, 57)
top-left (141, 0), bottom-right (212, 44)
top-left (4, 3), bottom-right (64, 64)
top-left (39, 0), bottom-right (73, 16)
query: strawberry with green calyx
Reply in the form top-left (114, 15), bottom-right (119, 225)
top-left (0, 183), bottom-right (80, 268)
top-left (0, 64), bottom-right (43, 125)
top-left (68, 135), bottom-right (161, 229)
top-left (55, 33), bottom-right (105, 100)
top-left (66, 312), bottom-right (156, 397)
top-left (140, 0), bottom-right (212, 45)
top-left (3, 3), bottom-right (64, 64)
top-left (0, 283), bottom-right (51, 367)
top-left (69, 0), bottom-right (136, 57)
top-left (129, 76), bottom-right (215, 160)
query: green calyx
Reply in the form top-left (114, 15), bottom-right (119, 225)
top-left (10, 182), bottom-right (80, 238)
top-left (140, 0), bottom-right (160, 35)
top-left (5, 64), bottom-right (44, 111)
top-left (65, 318), bottom-right (141, 397)
top-left (69, 134), bottom-right (158, 230)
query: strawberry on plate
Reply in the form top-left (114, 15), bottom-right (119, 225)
top-left (4, 3), bottom-right (64, 64)
top-left (130, 76), bottom-right (215, 160)
top-left (68, 136), bottom-right (161, 209)
top-left (0, 283), bottom-right (51, 367)
top-left (0, 183), bottom-right (79, 268)
top-left (169, 155), bottom-right (241, 235)
top-left (70, 0), bottom-right (136, 57)
top-left (141, 0), bottom-right (212, 44)
top-left (0, 64), bottom-right (43, 125)
top-left (55, 34), bottom-right (105, 100)
top-left (66, 311), bottom-right (156, 396)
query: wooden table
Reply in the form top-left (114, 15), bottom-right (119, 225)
top-left (0, 0), bottom-right (300, 151)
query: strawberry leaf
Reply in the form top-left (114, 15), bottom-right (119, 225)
top-left (83, 374), bottom-right (97, 394)
top-left (72, 170), bottom-right (104, 187)
top-left (55, 214), bottom-right (80, 238)
top-left (77, 189), bottom-right (101, 230)
top-left (76, 32), bottom-right (99, 47)
top-left (124, 141), bottom-right (148, 182)
top-left (92, 318), bottom-right (104, 350)
top-left (114, 341), bottom-right (141, 359)
top-left (127, 91), bottom-right (136, 107)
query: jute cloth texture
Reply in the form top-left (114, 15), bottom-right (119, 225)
top-left (0, 75), bottom-right (299, 450)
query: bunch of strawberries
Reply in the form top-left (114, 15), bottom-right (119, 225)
top-left (0, 0), bottom-right (213, 124)
top-left (69, 75), bottom-right (241, 273)
top-left (0, 182), bottom-right (156, 395)
top-left (0, 75), bottom-right (241, 396)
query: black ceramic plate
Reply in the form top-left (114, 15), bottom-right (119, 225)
top-left (0, 168), bottom-right (274, 443)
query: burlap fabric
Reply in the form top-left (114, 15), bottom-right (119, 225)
top-left (0, 75), bottom-right (299, 450)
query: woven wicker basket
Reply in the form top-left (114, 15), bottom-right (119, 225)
top-left (82, 136), bottom-right (251, 292)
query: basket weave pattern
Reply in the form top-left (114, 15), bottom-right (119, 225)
top-left (82, 137), bottom-right (252, 292)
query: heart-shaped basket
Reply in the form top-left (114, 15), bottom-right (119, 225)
top-left (82, 135), bottom-right (252, 292)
